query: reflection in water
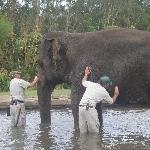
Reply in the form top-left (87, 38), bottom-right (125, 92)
top-left (34, 124), bottom-right (52, 149)
top-left (10, 127), bottom-right (26, 150)
top-left (0, 108), bottom-right (150, 149)
top-left (77, 133), bottom-right (102, 150)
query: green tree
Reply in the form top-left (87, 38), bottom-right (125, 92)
top-left (136, 0), bottom-right (150, 31)
top-left (0, 14), bottom-right (12, 47)
top-left (0, 14), bottom-right (12, 68)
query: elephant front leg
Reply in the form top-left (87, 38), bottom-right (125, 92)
top-left (37, 81), bottom-right (51, 123)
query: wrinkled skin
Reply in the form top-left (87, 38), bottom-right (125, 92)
top-left (37, 29), bottom-right (150, 129)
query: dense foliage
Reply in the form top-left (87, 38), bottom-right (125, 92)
top-left (0, 0), bottom-right (150, 91)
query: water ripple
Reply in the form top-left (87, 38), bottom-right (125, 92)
top-left (0, 107), bottom-right (150, 150)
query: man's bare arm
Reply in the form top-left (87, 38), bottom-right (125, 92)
top-left (28, 76), bottom-right (39, 88)
top-left (112, 86), bottom-right (119, 103)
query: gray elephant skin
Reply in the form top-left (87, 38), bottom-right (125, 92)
top-left (37, 28), bottom-right (150, 129)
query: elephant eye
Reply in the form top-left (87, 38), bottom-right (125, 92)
top-left (37, 59), bottom-right (43, 67)
top-left (48, 46), bottom-right (53, 59)
top-left (43, 39), bottom-right (53, 60)
top-left (59, 43), bottom-right (67, 56)
top-left (54, 59), bottom-right (65, 72)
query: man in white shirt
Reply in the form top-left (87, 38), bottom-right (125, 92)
top-left (9, 71), bottom-right (39, 127)
top-left (79, 66), bottom-right (119, 133)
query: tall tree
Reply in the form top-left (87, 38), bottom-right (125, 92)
top-left (0, 14), bottom-right (12, 68)
top-left (32, 0), bottom-right (40, 31)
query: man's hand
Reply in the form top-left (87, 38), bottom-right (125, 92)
top-left (112, 86), bottom-right (119, 103)
top-left (34, 76), bottom-right (39, 82)
top-left (29, 76), bottom-right (39, 87)
top-left (82, 66), bottom-right (91, 82)
top-left (114, 86), bottom-right (119, 96)
top-left (84, 66), bottom-right (91, 76)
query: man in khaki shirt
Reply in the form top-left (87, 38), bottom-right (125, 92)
top-left (9, 71), bottom-right (39, 127)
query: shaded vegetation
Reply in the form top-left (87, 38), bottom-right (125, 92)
top-left (0, 0), bottom-right (150, 91)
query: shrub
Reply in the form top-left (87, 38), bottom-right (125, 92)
top-left (0, 69), bottom-right (9, 92)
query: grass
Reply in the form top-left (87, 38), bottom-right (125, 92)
top-left (0, 88), bottom-right (71, 98)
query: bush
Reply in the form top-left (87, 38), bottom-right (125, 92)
top-left (0, 70), bottom-right (9, 92)
top-left (63, 83), bottom-right (71, 89)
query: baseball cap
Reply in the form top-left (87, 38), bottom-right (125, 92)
top-left (99, 76), bottom-right (112, 85)
top-left (10, 71), bottom-right (21, 78)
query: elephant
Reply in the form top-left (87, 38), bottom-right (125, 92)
top-left (37, 28), bottom-right (150, 130)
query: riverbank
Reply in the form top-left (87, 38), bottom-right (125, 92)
top-left (1, 95), bottom-right (150, 110)
top-left (0, 95), bottom-right (71, 109)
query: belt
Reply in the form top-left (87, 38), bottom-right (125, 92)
top-left (10, 99), bottom-right (24, 105)
top-left (79, 105), bottom-right (94, 108)
top-left (79, 104), bottom-right (94, 111)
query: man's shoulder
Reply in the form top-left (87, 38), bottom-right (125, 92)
top-left (82, 80), bottom-right (94, 87)
top-left (10, 78), bottom-right (19, 83)
top-left (84, 80), bottom-right (94, 85)
top-left (18, 79), bottom-right (30, 87)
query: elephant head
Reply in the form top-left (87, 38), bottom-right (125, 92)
top-left (38, 32), bottom-right (71, 85)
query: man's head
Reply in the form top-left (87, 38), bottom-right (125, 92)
top-left (10, 71), bottom-right (21, 79)
top-left (98, 75), bottom-right (112, 90)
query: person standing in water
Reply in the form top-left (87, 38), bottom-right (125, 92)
top-left (79, 66), bottom-right (119, 133)
top-left (9, 71), bottom-right (39, 127)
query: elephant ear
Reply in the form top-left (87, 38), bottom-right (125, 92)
top-left (38, 34), bottom-right (68, 70)
top-left (51, 39), bottom-right (60, 60)
top-left (38, 38), bottom-right (58, 67)
top-left (42, 38), bottom-right (59, 60)
top-left (44, 38), bottom-right (67, 61)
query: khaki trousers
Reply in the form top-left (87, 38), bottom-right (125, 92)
top-left (79, 106), bottom-right (100, 133)
top-left (10, 103), bottom-right (26, 127)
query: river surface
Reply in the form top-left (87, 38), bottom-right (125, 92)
top-left (0, 107), bottom-right (150, 150)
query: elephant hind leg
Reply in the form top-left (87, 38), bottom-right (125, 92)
top-left (72, 104), bottom-right (79, 131)
top-left (95, 102), bottom-right (103, 127)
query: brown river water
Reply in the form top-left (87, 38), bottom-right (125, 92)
top-left (0, 107), bottom-right (150, 150)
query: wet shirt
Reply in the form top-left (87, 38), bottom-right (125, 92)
top-left (80, 80), bottom-right (113, 107)
top-left (9, 78), bottom-right (30, 101)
